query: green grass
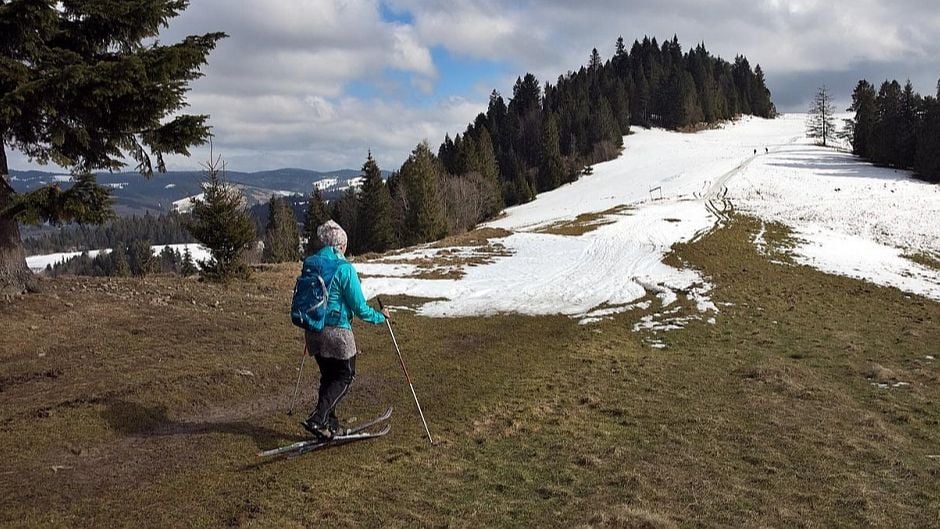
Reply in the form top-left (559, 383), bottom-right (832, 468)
top-left (0, 215), bottom-right (938, 528)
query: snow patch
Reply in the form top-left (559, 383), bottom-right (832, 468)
top-left (790, 225), bottom-right (940, 301)
top-left (729, 131), bottom-right (940, 300)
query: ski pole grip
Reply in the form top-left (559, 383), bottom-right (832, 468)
top-left (377, 296), bottom-right (385, 310)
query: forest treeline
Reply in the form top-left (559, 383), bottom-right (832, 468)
top-left (846, 79), bottom-right (940, 181)
top-left (24, 212), bottom-right (194, 254)
top-left (326, 35), bottom-right (776, 256)
top-left (45, 243), bottom-right (198, 278)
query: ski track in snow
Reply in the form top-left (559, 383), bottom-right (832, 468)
top-left (364, 113), bottom-right (940, 329)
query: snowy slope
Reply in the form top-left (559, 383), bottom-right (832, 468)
top-left (728, 132), bottom-right (940, 300)
top-left (361, 113), bottom-right (940, 325)
top-left (361, 115), bottom-right (809, 324)
top-left (488, 115), bottom-right (803, 231)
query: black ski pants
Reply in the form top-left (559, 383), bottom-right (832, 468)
top-left (309, 354), bottom-right (356, 427)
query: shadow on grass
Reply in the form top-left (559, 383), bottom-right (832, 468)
top-left (101, 400), bottom-right (307, 449)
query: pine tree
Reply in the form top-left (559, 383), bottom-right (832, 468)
top-left (180, 247), bottom-right (198, 276)
top-left (848, 80), bottom-right (878, 157)
top-left (158, 246), bottom-right (180, 274)
top-left (871, 80), bottom-right (903, 166)
top-left (302, 188), bottom-right (330, 255)
top-left (400, 142), bottom-right (447, 244)
top-left (357, 152), bottom-right (396, 253)
top-left (898, 81), bottom-right (920, 169)
top-left (262, 196), bottom-right (301, 263)
top-left (111, 242), bottom-right (131, 277)
top-left (0, 0), bottom-right (225, 294)
top-left (806, 86), bottom-right (836, 147)
top-left (330, 188), bottom-right (360, 254)
top-left (914, 80), bottom-right (940, 180)
top-left (185, 153), bottom-right (256, 282)
top-left (590, 97), bottom-right (621, 148)
top-left (129, 239), bottom-right (155, 277)
top-left (589, 48), bottom-right (603, 71)
top-left (538, 113), bottom-right (565, 192)
top-left (476, 129), bottom-right (504, 217)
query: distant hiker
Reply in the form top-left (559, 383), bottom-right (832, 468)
top-left (753, 148), bottom-right (757, 155)
top-left (299, 220), bottom-right (389, 440)
top-left (765, 147), bottom-right (769, 154)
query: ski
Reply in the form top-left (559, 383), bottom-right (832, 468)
top-left (257, 406), bottom-right (393, 459)
top-left (339, 405), bottom-right (393, 436)
top-left (257, 423), bottom-right (390, 458)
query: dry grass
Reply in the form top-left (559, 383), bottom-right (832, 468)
top-left (362, 227), bottom-right (513, 280)
top-left (537, 205), bottom-right (634, 236)
top-left (904, 251), bottom-right (940, 271)
top-left (1, 214), bottom-right (938, 528)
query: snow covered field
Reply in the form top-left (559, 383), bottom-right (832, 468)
top-left (27, 114), bottom-right (939, 319)
top-left (728, 133), bottom-right (940, 300)
top-left (362, 113), bottom-right (940, 326)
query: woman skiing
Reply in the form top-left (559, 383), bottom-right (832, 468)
top-left (300, 220), bottom-right (389, 440)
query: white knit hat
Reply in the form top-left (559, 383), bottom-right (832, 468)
top-left (317, 220), bottom-right (348, 249)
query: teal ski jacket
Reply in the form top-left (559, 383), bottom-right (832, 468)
top-left (315, 245), bottom-right (386, 330)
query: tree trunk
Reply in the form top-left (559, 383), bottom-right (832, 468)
top-left (0, 144), bottom-right (33, 296)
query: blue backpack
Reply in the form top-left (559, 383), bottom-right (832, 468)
top-left (290, 254), bottom-right (343, 332)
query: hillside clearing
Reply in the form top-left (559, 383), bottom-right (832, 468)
top-left (1, 214), bottom-right (938, 528)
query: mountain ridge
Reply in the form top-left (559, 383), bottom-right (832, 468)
top-left (7, 167), bottom-right (390, 215)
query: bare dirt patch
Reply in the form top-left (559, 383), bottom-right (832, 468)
top-left (536, 205), bottom-right (634, 236)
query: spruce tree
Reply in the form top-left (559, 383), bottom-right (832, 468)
top-left (330, 188), bottom-right (360, 254)
top-left (871, 81), bottom-right (903, 166)
top-left (589, 48), bottom-right (603, 71)
top-left (538, 113), bottom-right (565, 192)
top-left (302, 188), bottom-right (330, 255)
top-left (185, 154), bottom-right (256, 282)
top-left (806, 86), bottom-right (836, 147)
top-left (914, 81), bottom-right (940, 180)
top-left (848, 80), bottom-right (878, 157)
top-left (262, 196), bottom-right (301, 263)
top-left (129, 239), bottom-right (155, 277)
top-left (111, 242), bottom-right (131, 277)
top-left (158, 246), bottom-right (180, 274)
top-left (357, 153), bottom-right (396, 254)
top-left (0, 0), bottom-right (225, 294)
top-left (476, 129), bottom-right (504, 217)
top-left (898, 81), bottom-right (920, 169)
top-left (400, 142), bottom-right (447, 244)
top-left (180, 247), bottom-right (198, 276)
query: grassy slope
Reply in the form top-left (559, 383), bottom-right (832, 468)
top-left (0, 216), bottom-right (938, 528)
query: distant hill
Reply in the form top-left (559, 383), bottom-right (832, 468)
top-left (8, 167), bottom-right (388, 216)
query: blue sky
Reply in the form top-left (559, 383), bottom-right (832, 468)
top-left (7, 0), bottom-right (940, 173)
top-left (345, 46), bottom-right (511, 107)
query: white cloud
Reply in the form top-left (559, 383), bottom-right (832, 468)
top-left (158, 94), bottom-right (484, 172)
top-left (394, 0), bottom-right (940, 84)
top-left (8, 0), bottom-right (940, 173)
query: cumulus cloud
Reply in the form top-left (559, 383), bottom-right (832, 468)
top-left (159, 94), bottom-right (484, 172)
top-left (393, 0), bottom-right (940, 105)
top-left (7, 0), bottom-right (939, 173)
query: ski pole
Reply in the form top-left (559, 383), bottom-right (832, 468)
top-left (378, 297), bottom-right (434, 444)
top-left (287, 341), bottom-right (308, 416)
